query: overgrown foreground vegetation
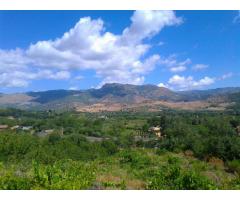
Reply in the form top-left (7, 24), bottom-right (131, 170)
top-left (0, 108), bottom-right (240, 189)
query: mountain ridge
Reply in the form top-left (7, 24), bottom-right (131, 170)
top-left (0, 83), bottom-right (240, 111)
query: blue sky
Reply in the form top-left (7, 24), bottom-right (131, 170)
top-left (0, 10), bottom-right (239, 93)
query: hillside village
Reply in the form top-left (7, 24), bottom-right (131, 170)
top-left (0, 122), bottom-right (164, 142)
top-left (0, 120), bottom-right (54, 137)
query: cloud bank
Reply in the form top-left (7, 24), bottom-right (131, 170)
top-left (158, 75), bottom-right (215, 91)
top-left (0, 11), bottom-right (182, 88)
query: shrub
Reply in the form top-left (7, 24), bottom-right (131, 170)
top-left (119, 150), bottom-right (152, 169)
top-left (31, 160), bottom-right (96, 189)
top-left (227, 160), bottom-right (240, 174)
top-left (146, 156), bottom-right (216, 190)
top-left (101, 140), bottom-right (118, 155)
top-left (208, 157), bottom-right (224, 170)
top-left (0, 176), bottom-right (32, 190)
top-left (178, 171), bottom-right (216, 190)
top-left (48, 133), bottom-right (61, 144)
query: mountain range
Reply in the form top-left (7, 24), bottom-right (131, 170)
top-left (0, 83), bottom-right (240, 112)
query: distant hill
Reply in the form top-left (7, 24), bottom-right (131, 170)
top-left (27, 90), bottom-right (79, 104)
top-left (178, 87), bottom-right (240, 101)
top-left (87, 83), bottom-right (180, 102)
top-left (0, 83), bottom-right (240, 111)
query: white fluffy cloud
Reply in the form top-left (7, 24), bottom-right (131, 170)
top-left (192, 64), bottom-right (208, 71)
top-left (0, 70), bottom-right (70, 88)
top-left (218, 72), bottom-right (233, 80)
top-left (159, 75), bottom-right (215, 91)
top-left (170, 66), bottom-right (187, 72)
top-left (159, 56), bottom-right (209, 74)
top-left (74, 75), bottom-right (84, 80)
top-left (157, 83), bottom-right (168, 88)
top-left (157, 41), bottom-right (165, 46)
top-left (0, 48), bottom-right (71, 88)
top-left (0, 11), bottom-right (182, 88)
top-left (159, 55), bottom-right (190, 73)
top-left (69, 86), bottom-right (79, 90)
top-left (233, 11), bottom-right (240, 23)
top-left (0, 49), bottom-right (29, 70)
top-left (121, 10), bottom-right (182, 45)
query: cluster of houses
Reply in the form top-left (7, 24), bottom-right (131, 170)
top-left (147, 125), bottom-right (240, 138)
top-left (148, 126), bottom-right (162, 138)
top-left (0, 125), bottom-right (9, 130)
top-left (0, 124), bottom-right (55, 136)
top-left (0, 124), bottom-right (33, 131)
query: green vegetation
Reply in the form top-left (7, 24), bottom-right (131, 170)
top-left (0, 108), bottom-right (240, 189)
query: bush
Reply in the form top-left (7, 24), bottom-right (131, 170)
top-left (227, 160), bottom-right (240, 174)
top-left (0, 176), bottom-right (32, 190)
top-left (101, 140), bottom-right (118, 155)
top-left (178, 171), bottom-right (216, 190)
top-left (228, 175), bottom-right (240, 189)
top-left (48, 133), bottom-right (61, 144)
top-left (119, 150), bottom-right (152, 169)
top-left (31, 160), bottom-right (96, 189)
top-left (146, 156), bottom-right (216, 190)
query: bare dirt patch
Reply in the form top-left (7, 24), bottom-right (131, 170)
top-left (75, 100), bottom-right (218, 112)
